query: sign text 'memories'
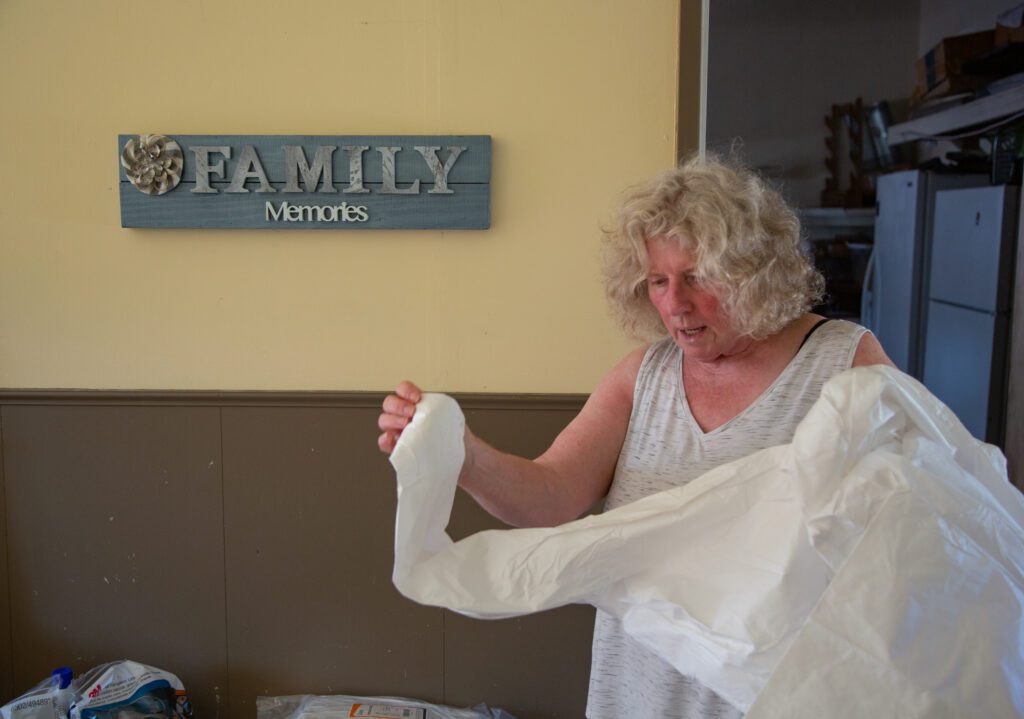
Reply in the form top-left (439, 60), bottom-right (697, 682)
top-left (190, 144), bottom-right (466, 195)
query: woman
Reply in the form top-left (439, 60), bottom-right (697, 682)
top-left (378, 155), bottom-right (893, 718)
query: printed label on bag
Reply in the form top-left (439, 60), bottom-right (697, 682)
top-left (348, 704), bottom-right (425, 719)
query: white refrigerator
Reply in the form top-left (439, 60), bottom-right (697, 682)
top-left (922, 185), bottom-right (1019, 444)
top-left (862, 171), bottom-right (987, 377)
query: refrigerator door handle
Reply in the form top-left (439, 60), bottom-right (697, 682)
top-left (861, 246), bottom-right (877, 330)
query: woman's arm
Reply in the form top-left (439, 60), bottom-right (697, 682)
top-left (379, 346), bottom-right (645, 528)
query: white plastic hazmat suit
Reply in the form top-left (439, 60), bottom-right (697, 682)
top-left (389, 366), bottom-right (1024, 717)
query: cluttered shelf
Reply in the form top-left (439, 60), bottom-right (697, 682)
top-left (820, 17), bottom-right (1024, 216)
top-left (889, 76), bottom-right (1024, 145)
top-left (805, 14), bottom-right (1024, 326)
top-left (800, 207), bottom-right (875, 236)
top-left (884, 17), bottom-right (1024, 178)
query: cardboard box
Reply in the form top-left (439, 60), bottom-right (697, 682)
top-left (995, 23), bottom-right (1024, 47)
top-left (916, 30), bottom-right (995, 95)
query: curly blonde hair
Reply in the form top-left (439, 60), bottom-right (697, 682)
top-left (603, 154), bottom-right (824, 341)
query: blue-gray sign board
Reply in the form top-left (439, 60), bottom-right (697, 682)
top-left (118, 134), bottom-right (491, 229)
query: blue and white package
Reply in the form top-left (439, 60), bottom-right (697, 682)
top-left (70, 661), bottom-right (192, 719)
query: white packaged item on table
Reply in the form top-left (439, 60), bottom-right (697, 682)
top-left (389, 366), bottom-right (1024, 716)
top-left (257, 693), bottom-right (516, 719)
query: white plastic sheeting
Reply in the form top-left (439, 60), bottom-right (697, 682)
top-left (389, 367), bottom-right (1024, 716)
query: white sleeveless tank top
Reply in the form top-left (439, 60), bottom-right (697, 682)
top-left (587, 319), bottom-right (867, 719)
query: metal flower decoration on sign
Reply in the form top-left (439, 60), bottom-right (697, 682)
top-left (121, 134), bottom-right (183, 195)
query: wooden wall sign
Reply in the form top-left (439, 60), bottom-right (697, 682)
top-left (118, 134), bottom-right (491, 229)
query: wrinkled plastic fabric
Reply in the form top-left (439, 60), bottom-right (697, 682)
top-left (257, 693), bottom-right (517, 719)
top-left (390, 367), bottom-right (1024, 716)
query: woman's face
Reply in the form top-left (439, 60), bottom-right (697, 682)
top-left (645, 238), bottom-right (747, 363)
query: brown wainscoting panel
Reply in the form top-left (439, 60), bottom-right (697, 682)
top-left (0, 404), bottom-right (228, 711)
top-left (442, 608), bottom-right (595, 719)
top-left (220, 405), bottom-right (445, 716)
top-left (0, 391), bottom-right (588, 719)
top-left (439, 405), bottom-right (595, 719)
top-left (0, 411), bottom-right (13, 701)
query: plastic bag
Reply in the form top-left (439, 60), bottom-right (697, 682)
top-left (389, 366), bottom-right (1024, 715)
top-left (3, 661), bottom-right (191, 719)
top-left (70, 660), bottom-right (192, 719)
top-left (257, 694), bottom-right (517, 719)
top-left (1, 669), bottom-right (74, 719)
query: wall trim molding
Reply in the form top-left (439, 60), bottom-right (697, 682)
top-left (0, 389), bottom-right (589, 412)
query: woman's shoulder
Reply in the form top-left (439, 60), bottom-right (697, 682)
top-left (823, 317), bottom-right (867, 335)
top-left (796, 316), bottom-right (894, 369)
top-left (849, 329), bottom-right (895, 367)
top-left (810, 318), bottom-right (890, 357)
top-left (796, 315), bottom-right (866, 346)
top-left (601, 340), bottom-right (673, 399)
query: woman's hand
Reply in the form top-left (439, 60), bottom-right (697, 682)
top-left (377, 380), bottom-right (423, 454)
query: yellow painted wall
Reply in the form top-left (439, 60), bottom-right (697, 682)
top-left (0, 0), bottom-right (680, 393)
